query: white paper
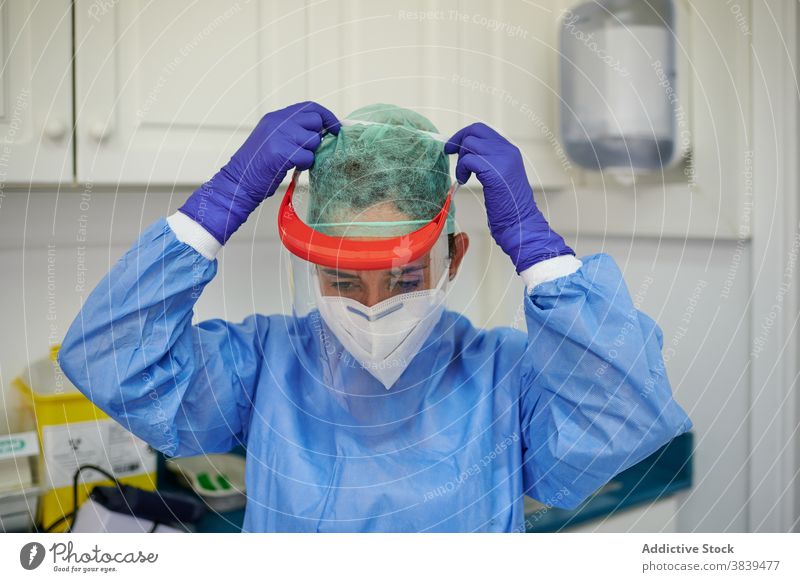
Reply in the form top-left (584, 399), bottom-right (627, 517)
top-left (42, 420), bottom-right (156, 489)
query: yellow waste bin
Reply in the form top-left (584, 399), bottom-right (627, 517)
top-left (13, 346), bottom-right (157, 532)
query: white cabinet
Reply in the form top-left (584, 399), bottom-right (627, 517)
top-left (74, 0), bottom-right (569, 188)
top-left (306, 1), bottom-right (462, 134)
top-left (307, 0), bottom-right (568, 189)
top-left (0, 0), bottom-right (73, 184)
top-left (6, 0), bottom-right (757, 236)
top-left (456, 0), bottom-right (566, 189)
top-left (74, 0), bottom-right (307, 184)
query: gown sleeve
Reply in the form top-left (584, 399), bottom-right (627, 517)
top-left (58, 218), bottom-right (269, 458)
top-left (517, 253), bottom-right (692, 509)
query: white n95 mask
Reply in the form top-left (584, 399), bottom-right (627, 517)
top-left (314, 269), bottom-right (449, 389)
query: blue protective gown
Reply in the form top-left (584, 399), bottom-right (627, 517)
top-left (59, 218), bottom-right (692, 532)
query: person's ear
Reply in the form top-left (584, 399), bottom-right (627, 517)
top-left (448, 233), bottom-right (470, 281)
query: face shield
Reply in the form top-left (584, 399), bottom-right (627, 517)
top-left (279, 170), bottom-right (458, 391)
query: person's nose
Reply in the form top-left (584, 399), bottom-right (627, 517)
top-left (361, 282), bottom-right (392, 308)
top-left (362, 288), bottom-right (383, 308)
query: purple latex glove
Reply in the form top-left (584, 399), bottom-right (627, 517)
top-left (180, 101), bottom-right (340, 244)
top-left (444, 123), bottom-right (574, 273)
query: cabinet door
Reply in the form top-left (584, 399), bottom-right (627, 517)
top-left (74, 0), bottom-right (566, 187)
top-left (308, 0), bottom-right (568, 190)
top-left (457, 0), bottom-right (566, 190)
top-left (307, 0), bottom-right (462, 134)
top-left (74, 0), bottom-right (306, 184)
top-left (1, 0), bottom-right (73, 183)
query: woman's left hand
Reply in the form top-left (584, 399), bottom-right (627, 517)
top-left (445, 123), bottom-right (573, 272)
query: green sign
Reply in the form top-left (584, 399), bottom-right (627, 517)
top-left (0, 438), bottom-right (26, 455)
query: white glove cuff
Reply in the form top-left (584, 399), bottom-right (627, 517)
top-left (520, 255), bottom-right (583, 293)
top-left (166, 212), bottom-right (222, 260)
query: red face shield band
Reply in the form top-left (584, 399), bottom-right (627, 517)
top-left (278, 170), bottom-right (455, 270)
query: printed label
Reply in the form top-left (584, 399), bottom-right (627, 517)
top-left (42, 420), bottom-right (156, 489)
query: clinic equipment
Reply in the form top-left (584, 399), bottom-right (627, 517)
top-left (0, 417), bottom-right (41, 532)
top-left (13, 347), bottom-right (157, 532)
top-left (559, 0), bottom-right (681, 173)
top-left (166, 454), bottom-right (247, 512)
top-left (63, 464), bottom-right (205, 532)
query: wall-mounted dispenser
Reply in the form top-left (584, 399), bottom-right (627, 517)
top-left (559, 0), bottom-right (684, 175)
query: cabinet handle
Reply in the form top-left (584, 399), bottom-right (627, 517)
top-left (88, 121), bottom-right (113, 142)
top-left (44, 120), bottom-right (67, 142)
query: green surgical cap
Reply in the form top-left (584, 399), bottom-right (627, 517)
top-left (308, 103), bottom-right (453, 235)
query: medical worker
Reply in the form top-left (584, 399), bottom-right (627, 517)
top-left (59, 102), bottom-right (692, 532)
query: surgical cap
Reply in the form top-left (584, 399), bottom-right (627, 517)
top-left (308, 104), bottom-right (452, 234)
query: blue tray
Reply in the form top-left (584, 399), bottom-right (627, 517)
top-left (524, 432), bottom-right (694, 532)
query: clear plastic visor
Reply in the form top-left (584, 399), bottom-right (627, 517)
top-left (283, 172), bottom-right (454, 315)
top-left (288, 226), bottom-right (451, 318)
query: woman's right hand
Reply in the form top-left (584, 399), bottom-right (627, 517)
top-left (179, 101), bottom-right (340, 245)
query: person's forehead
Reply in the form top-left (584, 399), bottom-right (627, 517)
top-left (324, 199), bottom-right (408, 222)
top-left (319, 253), bottom-right (430, 278)
top-left (313, 200), bottom-right (438, 278)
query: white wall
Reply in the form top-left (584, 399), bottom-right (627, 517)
top-left (0, 185), bottom-right (752, 532)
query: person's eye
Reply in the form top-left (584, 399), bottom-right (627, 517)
top-left (394, 279), bottom-right (421, 291)
top-left (331, 281), bottom-right (356, 291)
